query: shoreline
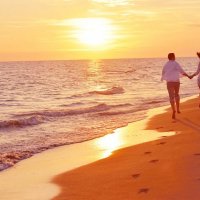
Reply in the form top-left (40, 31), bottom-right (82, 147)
top-left (52, 96), bottom-right (200, 200)
top-left (0, 96), bottom-right (198, 199)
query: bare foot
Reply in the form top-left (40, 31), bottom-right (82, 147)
top-left (132, 174), bottom-right (140, 179)
top-left (157, 142), bottom-right (166, 145)
top-left (138, 188), bottom-right (149, 194)
top-left (144, 151), bottom-right (152, 155)
top-left (149, 159), bottom-right (159, 163)
top-left (172, 111), bottom-right (176, 119)
top-left (156, 126), bottom-right (164, 130)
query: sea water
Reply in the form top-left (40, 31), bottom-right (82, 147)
top-left (0, 57), bottom-right (198, 170)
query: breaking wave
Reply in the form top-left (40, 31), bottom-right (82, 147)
top-left (69, 86), bottom-right (125, 99)
top-left (90, 86), bottom-right (124, 95)
top-left (1, 103), bottom-right (133, 130)
top-left (0, 116), bottom-right (44, 129)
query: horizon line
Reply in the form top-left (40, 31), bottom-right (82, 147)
top-left (0, 56), bottom-right (197, 63)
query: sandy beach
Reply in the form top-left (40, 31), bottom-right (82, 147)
top-left (52, 97), bottom-right (200, 200)
top-left (0, 96), bottom-right (199, 200)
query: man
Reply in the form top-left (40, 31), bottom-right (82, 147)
top-left (161, 53), bottom-right (190, 119)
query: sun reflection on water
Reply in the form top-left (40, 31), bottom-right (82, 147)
top-left (95, 129), bottom-right (125, 158)
top-left (87, 60), bottom-right (107, 91)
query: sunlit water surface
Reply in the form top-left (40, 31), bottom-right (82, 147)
top-left (0, 58), bottom-right (198, 170)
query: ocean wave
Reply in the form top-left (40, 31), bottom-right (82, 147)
top-left (0, 116), bottom-right (44, 129)
top-left (125, 69), bottom-right (136, 74)
top-left (90, 86), bottom-right (124, 95)
top-left (14, 103), bottom-right (111, 118)
top-left (97, 107), bottom-right (144, 116)
top-left (69, 86), bottom-right (125, 98)
top-left (147, 100), bottom-right (167, 104)
top-left (14, 103), bottom-right (133, 120)
top-left (112, 103), bottom-right (133, 108)
top-left (0, 150), bottom-right (34, 171)
top-left (3, 103), bottom-right (134, 130)
top-left (60, 102), bottom-right (84, 107)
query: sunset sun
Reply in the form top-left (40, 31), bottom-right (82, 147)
top-left (78, 27), bottom-right (111, 46)
top-left (71, 18), bottom-right (115, 47)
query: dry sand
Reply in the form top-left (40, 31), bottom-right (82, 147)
top-left (52, 97), bottom-right (200, 200)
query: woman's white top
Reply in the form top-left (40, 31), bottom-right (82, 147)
top-left (194, 62), bottom-right (200, 79)
top-left (161, 60), bottom-right (186, 82)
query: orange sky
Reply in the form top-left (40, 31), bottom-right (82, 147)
top-left (0, 0), bottom-right (199, 61)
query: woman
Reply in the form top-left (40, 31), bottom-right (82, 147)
top-left (161, 53), bottom-right (190, 119)
top-left (191, 52), bottom-right (200, 107)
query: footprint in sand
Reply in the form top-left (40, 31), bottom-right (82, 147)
top-left (132, 174), bottom-right (140, 179)
top-left (138, 188), bottom-right (149, 194)
top-left (156, 126), bottom-right (164, 130)
top-left (144, 151), bottom-right (152, 155)
top-left (149, 159), bottom-right (159, 163)
top-left (157, 141), bottom-right (166, 145)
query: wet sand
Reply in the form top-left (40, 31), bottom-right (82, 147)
top-left (52, 97), bottom-right (200, 200)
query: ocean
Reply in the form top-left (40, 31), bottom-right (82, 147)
top-left (0, 57), bottom-right (198, 171)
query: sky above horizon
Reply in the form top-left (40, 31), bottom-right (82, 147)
top-left (0, 0), bottom-right (200, 61)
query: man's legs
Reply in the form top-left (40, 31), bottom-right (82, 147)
top-left (167, 82), bottom-right (176, 119)
top-left (174, 82), bottom-right (180, 113)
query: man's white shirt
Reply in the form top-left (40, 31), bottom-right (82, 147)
top-left (161, 60), bottom-right (185, 82)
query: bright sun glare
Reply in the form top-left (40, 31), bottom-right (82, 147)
top-left (71, 18), bottom-right (115, 47)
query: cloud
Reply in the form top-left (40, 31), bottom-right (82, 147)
top-left (92, 0), bottom-right (134, 7)
top-left (187, 23), bottom-right (200, 28)
top-left (52, 17), bottom-right (113, 27)
top-left (121, 10), bottom-right (156, 16)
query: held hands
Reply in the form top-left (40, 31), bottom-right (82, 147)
top-left (188, 74), bottom-right (195, 79)
top-left (197, 52), bottom-right (200, 58)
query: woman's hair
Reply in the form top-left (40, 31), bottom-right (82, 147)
top-left (168, 53), bottom-right (175, 60)
top-left (197, 52), bottom-right (200, 58)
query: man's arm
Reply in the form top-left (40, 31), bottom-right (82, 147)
top-left (177, 63), bottom-right (191, 79)
top-left (161, 66), bottom-right (165, 81)
top-left (182, 72), bottom-right (191, 79)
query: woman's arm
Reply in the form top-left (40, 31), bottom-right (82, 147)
top-left (191, 63), bottom-right (200, 78)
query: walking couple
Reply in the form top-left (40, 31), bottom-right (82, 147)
top-left (161, 52), bottom-right (200, 119)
